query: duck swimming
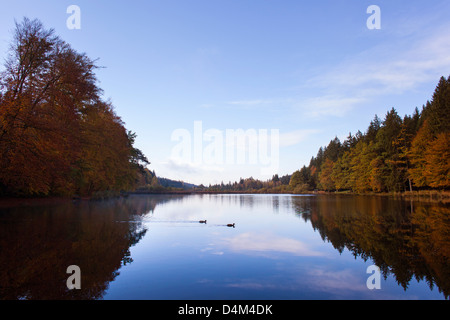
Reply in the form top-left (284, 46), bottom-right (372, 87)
top-left (199, 220), bottom-right (207, 224)
top-left (227, 223), bottom-right (235, 228)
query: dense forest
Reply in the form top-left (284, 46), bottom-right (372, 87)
top-left (0, 18), bottom-right (149, 197)
top-left (205, 75), bottom-right (450, 194)
top-left (296, 75), bottom-right (449, 194)
top-left (134, 169), bottom-right (198, 193)
top-left (201, 174), bottom-right (292, 193)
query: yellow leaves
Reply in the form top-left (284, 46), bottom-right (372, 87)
top-left (319, 159), bottom-right (335, 191)
top-left (425, 132), bottom-right (450, 188)
top-left (409, 119), bottom-right (450, 189)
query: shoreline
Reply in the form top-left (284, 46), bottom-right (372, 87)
top-left (131, 189), bottom-right (450, 203)
top-left (0, 196), bottom-right (73, 208)
top-left (1, 189), bottom-right (448, 207)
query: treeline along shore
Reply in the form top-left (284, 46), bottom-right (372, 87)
top-left (131, 188), bottom-right (450, 203)
top-left (197, 75), bottom-right (450, 199)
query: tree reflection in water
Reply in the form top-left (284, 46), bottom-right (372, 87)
top-left (291, 195), bottom-right (450, 299)
top-left (1, 194), bottom-right (448, 300)
top-left (0, 195), bottom-right (182, 300)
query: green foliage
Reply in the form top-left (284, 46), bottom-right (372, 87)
top-left (289, 170), bottom-right (303, 188)
top-left (318, 158), bottom-right (335, 191)
top-left (423, 76), bottom-right (450, 135)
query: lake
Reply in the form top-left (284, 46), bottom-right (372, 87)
top-left (0, 194), bottom-right (448, 300)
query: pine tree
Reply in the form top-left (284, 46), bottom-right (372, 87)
top-left (424, 76), bottom-right (450, 135)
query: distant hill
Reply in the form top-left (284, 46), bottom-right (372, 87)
top-left (135, 169), bottom-right (196, 191)
top-left (158, 177), bottom-right (197, 190)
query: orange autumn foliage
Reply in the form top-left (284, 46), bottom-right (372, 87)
top-left (0, 18), bottom-right (148, 197)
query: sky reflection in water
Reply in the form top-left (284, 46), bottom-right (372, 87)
top-left (0, 194), bottom-right (447, 300)
top-left (102, 194), bottom-right (448, 300)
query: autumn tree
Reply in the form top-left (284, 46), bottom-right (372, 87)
top-left (348, 141), bottom-right (377, 193)
top-left (331, 151), bottom-right (350, 191)
top-left (374, 108), bottom-right (405, 192)
top-left (0, 18), bottom-right (148, 197)
top-left (0, 18), bottom-right (81, 195)
top-left (424, 133), bottom-right (450, 188)
top-left (318, 158), bottom-right (335, 191)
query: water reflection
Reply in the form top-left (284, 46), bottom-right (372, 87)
top-left (0, 195), bottom-right (181, 300)
top-left (201, 193), bottom-right (294, 211)
top-left (223, 232), bottom-right (323, 257)
top-left (1, 194), bottom-right (448, 300)
top-left (291, 195), bottom-right (450, 299)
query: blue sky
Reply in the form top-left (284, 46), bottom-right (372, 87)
top-left (1, 1), bottom-right (449, 185)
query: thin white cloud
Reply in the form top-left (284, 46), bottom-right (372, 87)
top-left (223, 232), bottom-right (323, 257)
top-left (304, 267), bottom-right (371, 297)
top-left (162, 159), bottom-right (225, 175)
top-left (279, 129), bottom-right (320, 147)
top-left (226, 98), bottom-right (296, 110)
top-left (294, 22), bottom-right (450, 118)
top-left (309, 24), bottom-right (450, 99)
top-left (300, 96), bottom-right (366, 118)
top-left (227, 99), bottom-right (275, 106)
top-left (225, 281), bottom-right (278, 290)
top-left (224, 27), bottom-right (450, 120)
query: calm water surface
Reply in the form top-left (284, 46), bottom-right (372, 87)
top-left (0, 194), bottom-right (448, 300)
